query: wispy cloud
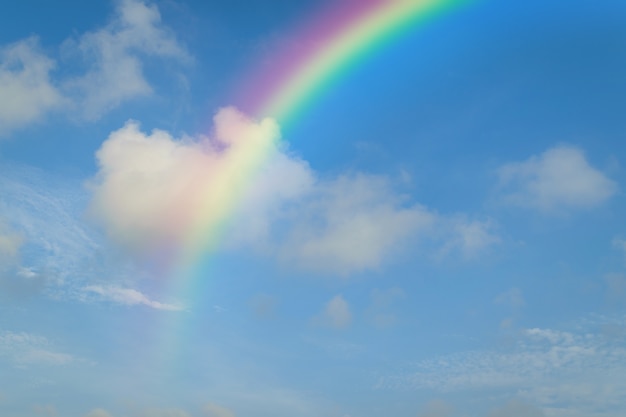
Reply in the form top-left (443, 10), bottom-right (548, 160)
top-left (377, 315), bottom-right (626, 416)
top-left (0, 331), bottom-right (76, 366)
top-left (82, 285), bottom-right (184, 311)
top-left (497, 145), bottom-right (617, 212)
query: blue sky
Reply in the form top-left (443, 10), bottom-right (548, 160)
top-left (1, 1), bottom-right (626, 416)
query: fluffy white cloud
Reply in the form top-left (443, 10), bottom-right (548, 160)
top-left (62, 0), bottom-right (189, 119)
top-left (0, 0), bottom-right (188, 134)
top-left (0, 37), bottom-right (64, 135)
top-left (82, 285), bottom-right (183, 311)
top-left (89, 107), bottom-right (280, 251)
top-left (497, 145), bottom-right (617, 212)
top-left (313, 295), bottom-right (352, 329)
top-left (203, 402), bottom-right (236, 417)
top-left (277, 174), bottom-right (436, 274)
top-left (90, 107), bottom-right (498, 275)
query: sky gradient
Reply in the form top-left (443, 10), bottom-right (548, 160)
top-left (1, 1), bottom-right (626, 416)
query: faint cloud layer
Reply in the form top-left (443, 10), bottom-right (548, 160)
top-left (497, 145), bottom-right (617, 212)
top-left (0, 0), bottom-right (187, 135)
top-left (0, 331), bottom-right (76, 366)
top-left (377, 316), bottom-right (626, 416)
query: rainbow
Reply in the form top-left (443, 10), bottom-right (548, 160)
top-left (174, 0), bottom-right (472, 272)
top-left (176, 0), bottom-right (472, 278)
top-left (155, 0), bottom-right (472, 369)
top-left (239, 0), bottom-right (469, 127)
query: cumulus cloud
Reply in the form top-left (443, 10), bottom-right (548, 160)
top-left (0, 0), bottom-right (188, 134)
top-left (203, 402), bottom-right (236, 417)
top-left (0, 37), bottom-right (64, 135)
top-left (497, 145), bottom-right (617, 212)
top-left (82, 285), bottom-right (183, 311)
top-left (90, 107), bottom-right (499, 275)
top-left (89, 107), bottom-right (280, 251)
top-left (313, 295), bottom-right (352, 329)
top-left (62, 0), bottom-right (189, 119)
top-left (277, 174), bottom-right (436, 274)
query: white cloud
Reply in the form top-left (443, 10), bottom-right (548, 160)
top-left (82, 285), bottom-right (183, 311)
top-left (203, 402), bottom-right (236, 417)
top-left (0, 331), bottom-right (75, 366)
top-left (62, 0), bottom-right (190, 119)
top-left (90, 107), bottom-right (498, 275)
top-left (313, 295), bottom-right (352, 329)
top-left (437, 217), bottom-right (500, 259)
top-left (89, 107), bottom-right (280, 251)
top-left (497, 145), bottom-right (617, 212)
top-left (277, 174), bottom-right (436, 274)
top-left (0, 37), bottom-right (64, 135)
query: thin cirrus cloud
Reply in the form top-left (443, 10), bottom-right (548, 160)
top-left (0, 0), bottom-right (188, 136)
top-left (89, 106), bottom-right (499, 276)
top-left (497, 145), bottom-right (617, 212)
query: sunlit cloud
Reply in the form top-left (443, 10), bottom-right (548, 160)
top-left (497, 145), bottom-right (617, 212)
